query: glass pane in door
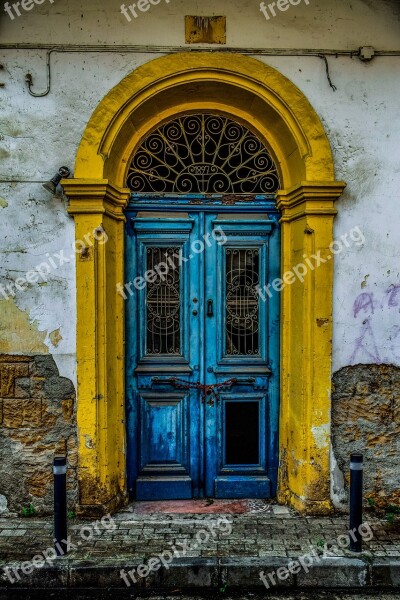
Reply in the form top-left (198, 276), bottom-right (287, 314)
top-left (225, 401), bottom-right (260, 464)
top-left (225, 248), bottom-right (260, 356)
top-left (146, 247), bottom-right (181, 355)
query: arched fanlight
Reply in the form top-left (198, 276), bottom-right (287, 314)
top-left (127, 114), bottom-right (280, 194)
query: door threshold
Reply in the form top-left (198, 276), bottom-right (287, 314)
top-left (128, 498), bottom-right (276, 514)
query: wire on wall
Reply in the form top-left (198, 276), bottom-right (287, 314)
top-left (1, 44), bottom-right (399, 97)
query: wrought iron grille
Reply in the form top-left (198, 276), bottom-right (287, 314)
top-left (225, 248), bottom-right (260, 356)
top-left (127, 114), bottom-right (280, 194)
top-left (146, 247), bottom-right (181, 355)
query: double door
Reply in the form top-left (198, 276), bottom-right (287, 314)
top-left (125, 199), bottom-right (280, 499)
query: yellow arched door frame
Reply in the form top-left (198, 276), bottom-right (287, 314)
top-left (63, 53), bottom-right (345, 515)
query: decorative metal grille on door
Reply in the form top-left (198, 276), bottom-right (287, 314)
top-left (146, 247), bottom-right (181, 355)
top-left (225, 248), bottom-right (260, 356)
top-left (127, 114), bottom-right (280, 194)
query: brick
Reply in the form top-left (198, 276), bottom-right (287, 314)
top-left (2, 399), bottom-right (24, 427)
top-left (2, 398), bottom-right (42, 428)
top-left (0, 363), bottom-right (29, 397)
top-left (61, 398), bottom-right (74, 422)
top-left (14, 377), bottom-right (31, 398)
top-left (22, 399), bottom-right (42, 427)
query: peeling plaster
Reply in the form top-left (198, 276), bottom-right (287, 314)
top-left (0, 197), bottom-right (8, 208)
top-left (311, 423), bottom-right (330, 449)
top-left (49, 328), bottom-right (63, 347)
top-left (330, 446), bottom-right (347, 510)
top-left (361, 274), bottom-right (370, 289)
top-left (84, 435), bottom-right (94, 449)
top-left (0, 300), bottom-right (47, 354)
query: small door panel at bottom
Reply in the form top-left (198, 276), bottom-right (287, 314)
top-left (214, 391), bottom-right (271, 499)
top-left (136, 391), bottom-right (193, 499)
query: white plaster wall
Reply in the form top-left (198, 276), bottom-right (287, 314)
top-left (0, 0), bottom-right (400, 386)
top-left (1, 0), bottom-right (399, 49)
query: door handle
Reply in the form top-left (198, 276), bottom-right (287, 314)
top-left (207, 299), bottom-right (214, 317)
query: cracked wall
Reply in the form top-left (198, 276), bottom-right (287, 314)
top-left (0, 354), bottom-right (77, 515)
top-left (332, 364), bottom-right (400, 510)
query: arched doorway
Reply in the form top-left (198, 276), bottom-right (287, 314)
top-left (63, 53), bottom-right (345, 515)
top-left (124, 113), bottom-right (281, 499)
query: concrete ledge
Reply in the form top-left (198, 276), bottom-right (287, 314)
top-left (221, 557), bottom-right (294, 588)
top-left (1, 556), bottom-right (400, 591)
top-left (370, 559), bottom-right (400, 587)
top-left (0, 564), bottom-right (69, 588)
top-left (296, 557), bottom-right (368, 588)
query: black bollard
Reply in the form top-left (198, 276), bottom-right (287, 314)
top-left (54, 456), bottom-right (68, 556)
top-left (349, 453), bottom-right (363, 552)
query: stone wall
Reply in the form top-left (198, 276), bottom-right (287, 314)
top-left (332, 364), bottom-right (400, 510)
top-left (0, 354), bottom-right (77, 515)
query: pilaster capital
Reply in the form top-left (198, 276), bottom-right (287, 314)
top-left (276, 181), bottom-right (346, 222)
top-left (63, 179), bottom-right (131, 221)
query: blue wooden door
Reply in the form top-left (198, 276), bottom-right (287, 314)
top-left (125, 197), bottom-right (280, 500)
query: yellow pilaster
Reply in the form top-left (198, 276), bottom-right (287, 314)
top-left (63, 180), bottom-right (130, 515)
top-left (276, 182), bottom-right (346, 514)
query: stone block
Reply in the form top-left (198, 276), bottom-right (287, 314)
top-left (61, 398), bottom-right (74, 422)
top-left (145, 558), bottom-right (219, 589)
top-left (221, 557), bottom-right (295, 588)
top-left (0, 363), bottom-right (30, 398)
top-left (30, 355), bottom-right (59, 378)
top-left (0, 353), bottom-right (77, 514)
top-left (13, 377), bottom-right (30, 399)
top-left (371, 558), bottom-right (400, 587)
top-left (2, 398), bottom-right (42, 428)
top-left (2, 399), bottom-right (24, 428)
top-left (43, 377), bottom-right (75, 400)
top-left (296, 557), bottom-right (368, 588)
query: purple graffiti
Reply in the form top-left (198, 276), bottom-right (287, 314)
top-left (353, 293), bottom-right (375, 318)
top-left (349, 318), bottom-right (381, 364)
top-left (385, 284), bottom-right (400, 308)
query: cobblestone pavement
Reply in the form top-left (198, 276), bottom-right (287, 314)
top-left (0, 503), bottom-right (399, 564)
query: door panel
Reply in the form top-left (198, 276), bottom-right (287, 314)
top-left (204, 213), bottom-right (280, 498)
top-left (125, 199), bottom-right (280, 500)
top-left (127, 216), bottom-right (201, 499)
top-left (139, 393), bottom-right (189, 469)
top-left (136, 392), bottom-right (192, 499)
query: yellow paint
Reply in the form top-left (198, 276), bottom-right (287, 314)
top-left (361, 274), bottom-right (369, 289)
top-left (49, 328), bottom-right (63, 347)
top-left (74, 53), bottom-right (334, 189)
top-left (0, 197), bottom-right (8, 208)
top-left (0, 300), bottom-right (48, 353)
top-left (66, 53), bottom-right (346, 514)
top-left (277, 182), bottom-right (345, 514)
top-left (185, 16), bottom-right (227, 44)
top-left (63, 183), bottom-right (129, 513)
